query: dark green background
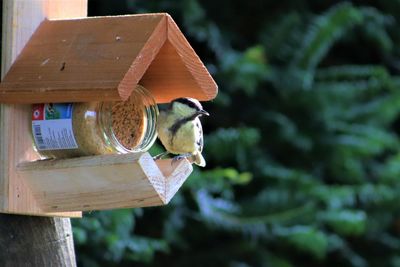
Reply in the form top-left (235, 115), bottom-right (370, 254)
top-left (73, 1), bottom-right (400, 266)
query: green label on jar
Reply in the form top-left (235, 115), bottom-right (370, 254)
top-left (32, 104), bottom-right (78, 150)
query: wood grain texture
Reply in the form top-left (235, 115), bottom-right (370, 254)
top-left (0, 13), bottom-right (218, 103)
top-left (17, 153), bottom-right (193, 212)
top-left (0, 0), bottom-right (85, 217)
top-left (156, 159), bottom-right (194, 203)
top-left (0, 14), bottom-right (165, 103)
top-left (118, 14), bottom-right (167, 100)
top-left (140, 14), bottom-right (218, 103)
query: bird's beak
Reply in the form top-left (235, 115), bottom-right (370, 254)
top-left (197, 109), bottom-right (209, 116)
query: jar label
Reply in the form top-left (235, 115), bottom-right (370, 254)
top-left (32, 104), bottom-right (78, 150)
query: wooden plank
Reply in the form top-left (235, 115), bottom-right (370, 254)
top-left (156, 159), bottom-right (194, 202)
top-left (118, 14), bottom-right (167, 100)
top-left (0, 0), bottom-right (87, 217)
top-left (140, 40), bottom-right (207, 103)
top-left (17, 153), bottom-right (193, 212)
top-left (139, 15), bottom-right (218, 103)
top-left (0, 14), bottom-right (166, 103)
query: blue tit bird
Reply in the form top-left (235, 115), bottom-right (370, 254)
top-left (156, 97), bottom-right (209, 167)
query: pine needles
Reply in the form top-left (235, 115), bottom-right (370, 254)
top-left (73, 1), bottom-right (400, 266)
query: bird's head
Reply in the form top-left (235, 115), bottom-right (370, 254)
top-left (170, 98), bottom-right (209, 117)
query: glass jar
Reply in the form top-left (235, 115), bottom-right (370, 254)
top-left (31, 85), bottom-right (158, 159)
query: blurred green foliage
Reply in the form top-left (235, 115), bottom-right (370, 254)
top-left (73, 0), bottom-right (400, 266)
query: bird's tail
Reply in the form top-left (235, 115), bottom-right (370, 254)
top-left (192, 152), bottom-right (206, 167)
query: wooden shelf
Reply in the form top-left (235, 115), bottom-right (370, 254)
top-left (17, 153), bottom-right (192, 213)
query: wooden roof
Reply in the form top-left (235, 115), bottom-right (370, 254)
top-left (0, 13), bottom-right (218, 103)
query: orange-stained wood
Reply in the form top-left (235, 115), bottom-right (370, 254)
top-left (119, 14), bottom-right (168, 100)
top-left (0, 0), bottom-right (86, 217)
top-left (141, 15), bottom-right (218, 103)
top-left (0, 13), bottom-right (218, 103)
top-left (141, 41), bottom-right (209, 103)
top-left (0, 14), bottom-right (166, 103)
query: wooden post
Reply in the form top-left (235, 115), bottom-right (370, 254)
top-left (0, 0), bottom-right (83, 218)
top-left (0, 0), bottom-right (87, 265)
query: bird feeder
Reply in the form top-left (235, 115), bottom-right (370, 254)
top-left (0, 13), bottom-right (217, 217)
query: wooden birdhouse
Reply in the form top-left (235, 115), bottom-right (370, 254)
top-left (0, 10), bottom-right (217, 217)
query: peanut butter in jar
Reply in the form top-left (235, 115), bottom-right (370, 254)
top-left (31, 85), bottom-right (158, 159)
